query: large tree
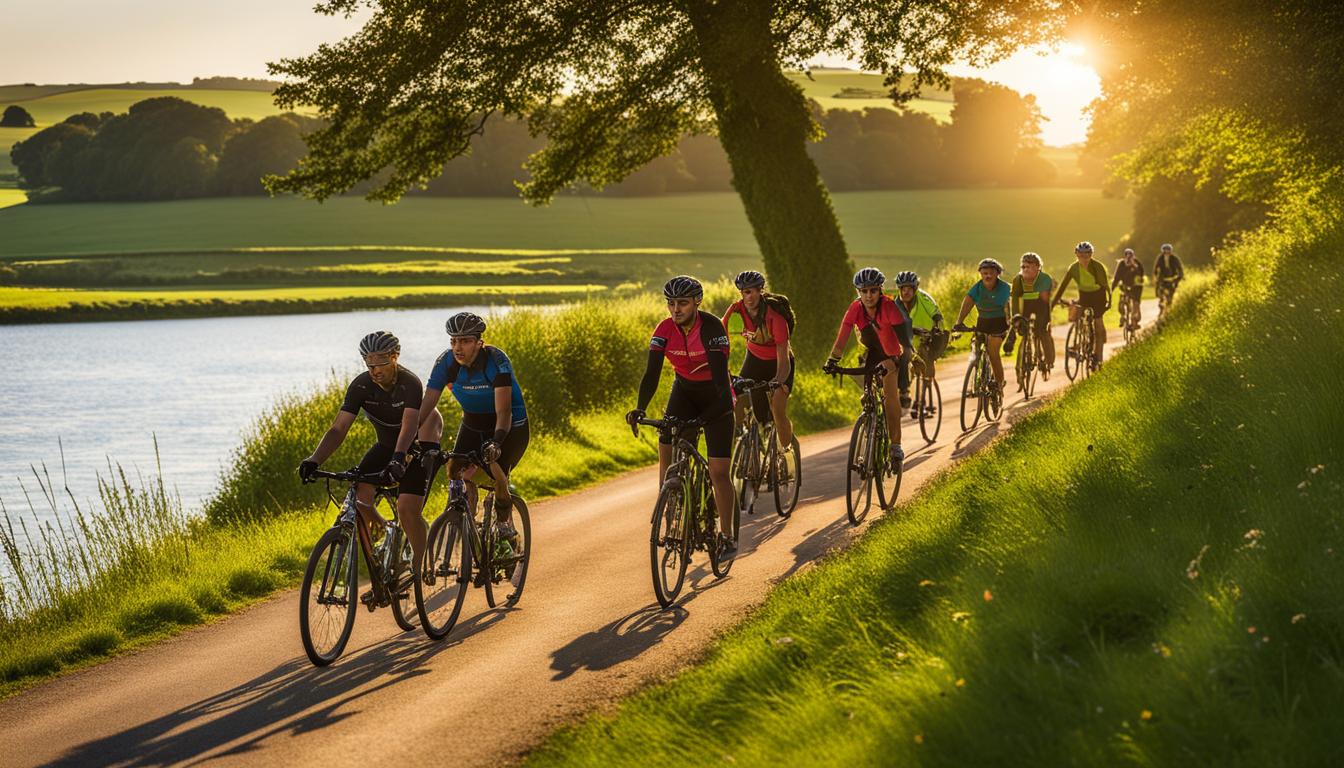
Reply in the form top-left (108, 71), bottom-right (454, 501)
top-left (268, 0), bottom-right (1059, 350)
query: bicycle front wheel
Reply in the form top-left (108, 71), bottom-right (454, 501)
top-left (733, 429), bottom-right (759, 517)
top-left (960, 362), bottom-right (982, 432)
top-left (650, 485), bottom-right (690, 608)
top-left (416, 511), bottom-right (469, 641)
top-left (1064, 324), bottom-right (1081, 381)
top-left (876, 420), bottom-right (903, 511)
top-left (919, 375), bottom-right (942, 443)
top-left (498, 498), bottom-right (531, 607)
top-left (772, 435), bottom-right (801, 518)
top-left (845, 414), bottom-right (874, 526)
top-left (299, 526), bottom-right (358, 667)
top-left (388, 529), bottom-right (419, 633)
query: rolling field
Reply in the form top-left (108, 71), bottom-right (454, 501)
top-left (784, 70), bottom-right (955, 118)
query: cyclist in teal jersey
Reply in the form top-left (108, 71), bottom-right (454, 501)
top-left (952, 259), bottom-right (1011, 394)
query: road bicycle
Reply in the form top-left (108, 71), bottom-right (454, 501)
top-left (1063, 301), bottom-right (1099, 381)
top-left (730, 378), bottom-right (801, 518)
top-left (824, 362), bottom-right (902, 525)
top-left (633, 416), bottom-right (737, 608)
top-left (908, 328), bottom-right (944, 443)
top-left (955, 328), bottom-right (1003, 432)
top-left (1013, 312), bottom-right (1049, 400)
top-left (1119, 286), bottom-right (1142, 344)
top-left (416, 450), bottom-right (532, 641)
top-left (299, 467), bottom-right (419, 666)
top-left (1156, 278), bottom-right (1178, 320)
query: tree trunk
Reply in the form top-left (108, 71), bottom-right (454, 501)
top-left (685, 0), bottom-right (855, 357)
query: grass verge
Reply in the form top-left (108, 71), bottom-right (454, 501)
top-left (526, 209), bottom-right (1344, 761)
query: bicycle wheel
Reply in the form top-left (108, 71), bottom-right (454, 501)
top-left (650, 484), bottom-right (690, 607)
top-left (733, 428), bottom-right (759, 516)
top-left (497, 498), bottom-right (531, 607)
top-left (876, 418), bottom-right (903, 510)
top-left (845, 414), bottom-right (874, 525)
top-left (960, 362), bottom-right (982, 432)
top-left (985, 366), bottom-right (1004, 422)
top-left (299, 526), bottom-right (358, 667)
top-left (416, 511), bottom-right (469, 641)
top-left (388, 529), bottom-right (419, 632)
top-left (1020, 328), bottom-right (1037, 399)
top-left (919, 375), bottom-right (942, 443)
top-left (710, 489), bottom-right (737, 578)
top-left (1064, 323), bottom-right (1081, 381)
top-left (772, 435), bottom-right (801, 518)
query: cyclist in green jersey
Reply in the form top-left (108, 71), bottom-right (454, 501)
top-left (1004, 252), bottom-right (1055, 373)
top-left (1051, 241), bottom-right (1111, 364)
top-left (892, 270), bottom-right (947, 378)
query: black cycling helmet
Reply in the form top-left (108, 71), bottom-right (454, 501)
top-left (445, 311), bottom-right (487, 338)
top-left (1075, 241), bottom-right (1095, 254)
top-left (734, 270), bottom-right (766, 290)
top-left (1020, 251), bottom-right (1042, 266)
top-left (853, 267), bottom-right (885, 288)
top-left (978, 258), bottom-right (1004, 274)
top-left (894, 270), bottom-right (919, 287)
top-left (359, 330), bottom-right (400, 357)
top-left (663, 275), bottom-right (703, 301)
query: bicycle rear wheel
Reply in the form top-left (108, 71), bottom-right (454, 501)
top-left (299, 526), bottom-right (358, 667)
top-left (388, 528), bottom-right (419, 632)
top-left (416, 510), bottom-right (469, 641)
top-left (919, 375), bottom-right (942, 443)
top-left (1064, 324), bottom-right (1081, 381)
top-left (497, 498), bottom-right (531, 607)
top-left (772, 435), bottom-right (801, 518)
top-left (650, 484), bottom-right (690, 607)
top-left (845, 414), bottom-right (874, 525)
top-left (732, 428), bottom-right (759, 516)
top-left (960, 362), bottom-right (982, 432)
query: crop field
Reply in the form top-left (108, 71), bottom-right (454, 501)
top-left (784, 70), bottom-right (954, 118)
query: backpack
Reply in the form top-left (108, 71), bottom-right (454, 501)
top-left (761, 292), bottom-right (797, 333)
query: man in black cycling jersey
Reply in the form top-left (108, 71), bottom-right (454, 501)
top-left (299, 331), bottom-right (442, 573)
top-left (1153, 243), bottom-right (1185, 308)
top-left (1111, 247), bottom-right (1147, 330)
top-left (626, 276), bottom-right (738, 552)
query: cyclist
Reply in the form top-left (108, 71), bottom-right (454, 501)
top-left (824, 267), bottom-right (911, 468)
top-left (626, 276), bottom-right (738, 552)
top-left (1111, 247), bottom-right (1146, 330)
top-left (1005, 252), bottom-right (1055, 376)
top-left (721, 269), bottom-right (795, 467)
top-left (952, 259), bottom-right (1011, 395)
top-left (418, 311), bottom-right (529, 544)
top-left (892, 270), bottom-right (947, 378)
top-left (299, 331), bottom-right (439, 573)
top-left (1153, 243), bottom-right (1185, 308)
top-left (1051, 241), bottom-right (1111, 365)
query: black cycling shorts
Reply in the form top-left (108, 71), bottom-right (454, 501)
top-left (662, 378), bottom-right (734, 459)
top-left (976, 316), bottom-right (1010, 336)
top-left (452, 419), bottom-right (530, 475)
top-left (738, 351), bottom-right (794, 424)
top-left (358, 442), bottom-right (432, 497)
top-left (1078, 288), bottom-right (1108, 314)
top-left (1020, 299), bottom-right (1051, 332)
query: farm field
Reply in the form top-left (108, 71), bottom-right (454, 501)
top-left (784, 69), bottom-right (954, 118)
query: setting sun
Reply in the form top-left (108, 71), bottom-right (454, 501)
top-left (952, 42), bottom-right (1102, 146)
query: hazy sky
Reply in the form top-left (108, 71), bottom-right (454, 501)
top-left (3, 1), bottom-right (1098, 145)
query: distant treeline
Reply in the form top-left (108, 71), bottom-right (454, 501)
top-left (10, 78), bottom-right (1066, 203)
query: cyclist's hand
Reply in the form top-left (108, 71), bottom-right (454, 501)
top-left (384, 458), bottom-right (406, 482)
top-left (298, 459), bottom-right (319, 483)
top-left (952, 322), bottom-right (971, 333)
top-left (481, 441), bottom-right (502, 465)
top-left (823, 356), bottom-right (840, 374)
top-left (625, 408), bottom-right (645, 427)
top-left (1010, 313), bottom-right (1023, 325)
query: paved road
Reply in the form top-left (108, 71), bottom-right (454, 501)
top-left (0, 303), bottom-right (1155, 767)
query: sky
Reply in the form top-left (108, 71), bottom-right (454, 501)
top-left (3, 1), bottom-right (1099, 146)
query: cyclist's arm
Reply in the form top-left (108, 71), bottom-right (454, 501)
top-left (394, 408), bottom-right (419, 455)
top-left (774, 340), bottom-right (792, 384)
top-left (1010, 281), bottom-right (1022, 317)
top-left (954, 295), bottom-right (974, 326)
top-left (702, 348), bottom-right (734, 421)
top-left (1052, 269), bottom-right (1074, 305)
top-left (1038, 287), bottom-right (1052, 306)
top-left (308, 410), bottom-right (357, 465)
top-left (417, 387), bottom-right (443, 429)
top-left (492, 386), bottom-right (512, 445)
top-left (635, 350), bottom-right (665, 413)
top-left (1175, 258), bottom-right (1185, 281)
top-left (829, 320), bottom-right (854, 360)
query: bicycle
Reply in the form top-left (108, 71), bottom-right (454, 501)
top-left (1013, 313), bottom-right (1048, 400)
top-left (1062, 301), bottom-right (1099, 381)
top-left (908, 328), bottom-right (943, 444)
top-left (824, 362), bottom-right (903, 525)
top-left (1119, 285), bottom-right (1142, 344)
top-left (633, 416), bottom-right (737, 608)
top-left (730, 379), bottom-right (801, 518)
top-left (954, 328), bottom-right (1003, 432)
top-left (416, 450), bottom-right (532, 641)
top-left (1156, 278), bottom-right (1178, 320)
top-left (299, 468), bottom-right (419, 667)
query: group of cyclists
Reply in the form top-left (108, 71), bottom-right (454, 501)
top-left (297, 241), bottom-right (1184, 576)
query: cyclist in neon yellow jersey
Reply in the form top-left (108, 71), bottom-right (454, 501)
top-left (1004, 252), bottom-right (1055, 374)
top-left (1051, 241), bottom-right (1110, 364)
top-left (891, 270), bottom-right (947, 379)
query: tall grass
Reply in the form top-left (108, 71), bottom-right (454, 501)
top-left (528, 204), bottom-right (1344, 761)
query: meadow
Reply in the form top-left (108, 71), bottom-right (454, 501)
top-left (0, 190), bottom-right (1131, 322)
top-left (527, 200), bottom-right (1344, 763)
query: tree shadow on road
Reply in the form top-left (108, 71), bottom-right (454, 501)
top-left (45, 607), bottom-right (511, 767)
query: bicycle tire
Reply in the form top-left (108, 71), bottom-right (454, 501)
top-left (709, 488), bottom-right (737, 578)
top-left (1019, 326), bottom-right (1037, 399)
top-left (919, 375), bottom-right (942, 443)
top-left (845, 414), bottom-right (874, 525)
top-left (416, 510), bottom-right (469, 641)
top-left (388, 528), bottom-right (418, 632)
top-left (650, 483), bottom-right (690, 608)
top-left (299, 526), bottom-right (358, 667)
top-left (772, 435), bottom-right (801, 518)
top-left (960, 361), bottom-right (981, 432)
top-left (1064, 323), bottom-right (1081, 381)
top-left (733, 427), bottom-right (759, 516)
top-left (498, 498), bottom-right (531, 607)
top-left (876, 417), bottom-right (903, 510)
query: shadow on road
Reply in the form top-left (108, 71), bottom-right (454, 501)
top-left (549, 603), bottom-right (689, 681)
top-left (46, 608), bottom-right (511, 766)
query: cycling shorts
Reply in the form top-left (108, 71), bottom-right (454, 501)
top-left (1077, 288), bottom-right (1108, 314)
top-left (452, 419), bottom-right (531, 475)
top-left (976, 316), bottom-right (1009, 336)
top-left (662, 378), bottom-right (734, 459)
top-left (738, 351), bottom-right (795, 425)
top-left (1019, 299), bottom-right (1050, 332)
top-left (357, 442), bottom-right (433, 497)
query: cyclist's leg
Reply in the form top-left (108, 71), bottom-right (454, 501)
top-left (977, 317), bottom-right (1008, 387)
top-left (896, 345), bottom-right (913, 406)
top-left (489, 420), bottom-right (529, 514)
top-left (1035, 312), bottom-right (1055, 368)
top-left (660, 381), bottom-right (698, 486)
top-left (354, 443), bottom-right (391, 533)
top-left (768, 354), bottom-right (796, 447)
top-left (703, 413), bottom-right (736, 536)
top-left (925, 330), bottom-right (949, 378)
top-left (876, 357), bottom-right (902, 447)
top-left (1093, 310), bottom-right (1107, 362)
top-left (740, 352), bottom-right (775, 428)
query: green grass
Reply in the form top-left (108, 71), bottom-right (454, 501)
top-left (526, 202), bottom-right (1344, 762)
top-left (5, 88), bottom-right (288, 127)
top-left (785, 70), bottom-right (954, 118)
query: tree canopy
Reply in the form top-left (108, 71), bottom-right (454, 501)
top-left (0, 105), bottom-right (36, 128)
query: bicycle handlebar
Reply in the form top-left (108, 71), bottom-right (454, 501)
top-left (305, 468), bottom-right (395, 486)
top-left (823, 363), bottom-right (889, 377)
top-left (732, 377), bottom-right (782, 395)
